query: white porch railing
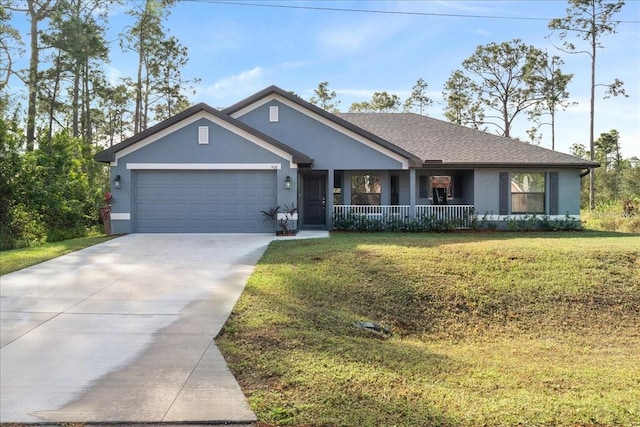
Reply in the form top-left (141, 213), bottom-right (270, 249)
top-left (416, 205), bottom-right (475, 228)
top-left (333, 205), bottom-right (475, 229)
top-left (333, 205), bottom-right (412, 219)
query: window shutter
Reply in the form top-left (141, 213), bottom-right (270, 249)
top-left (549, 172), bottom-right (559, 215)
top-left (499, 172), bottom-right (509, 215)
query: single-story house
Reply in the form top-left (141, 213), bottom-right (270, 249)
top-left (94, 85), bottom-right (598, 234)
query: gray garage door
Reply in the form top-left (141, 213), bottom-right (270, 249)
top-left (134, 170), bottom-right (276, 233)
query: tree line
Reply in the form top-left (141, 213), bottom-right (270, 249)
top-left (0, 0), bottom-right (636, 249)
top-left (1, 0), bottom-right (196, 249)
top-left (2, 0), bottom-right (197, 149)
top-left (571, 130), bottom-right (640, 206)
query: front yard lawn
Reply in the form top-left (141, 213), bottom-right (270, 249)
top-left (216, 231), bottom-right (640, 427)
top-left (0, 235), bottom-right (116, 275)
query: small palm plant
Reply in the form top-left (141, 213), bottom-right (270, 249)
top-left (260, 206), bottom-right (280, 233)
top-left (282, 203), bottom-right (298, 234)
top-left (261, 205), bottom-right (298, 235)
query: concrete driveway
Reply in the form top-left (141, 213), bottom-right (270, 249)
top-left (0, 233), bottom-right (275, 424)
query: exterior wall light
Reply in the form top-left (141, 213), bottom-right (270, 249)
top-left (284, 175), bottom-right (292, 190)
top-left (114, 175), bottom-right (121, 189)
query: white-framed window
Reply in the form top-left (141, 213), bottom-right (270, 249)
top-left (511, 172), bottom-right (545, 214)
top-left (269, 106), bottom-right (279, 122)
top-left (198, 126), bottom-right (209, 144)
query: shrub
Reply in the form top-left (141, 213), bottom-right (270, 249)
top-left (3, 204), bottom-right (47, 249)
top-left (47, 226), bottom-right (88, 243)
top-left (582, 198), bottom-right (640, 233)
top-left (332, 212), bottom-right (458, 233)
top-left (332, 210), bottom-right (583, 234)
top-left (1, 131), bottom-right (109, 250)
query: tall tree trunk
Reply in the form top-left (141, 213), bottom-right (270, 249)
top-left (551, 109), bottom-right (556, 151)
top-left (134, 49), bottom-right (143, 133)
top-left (47, 50), bottom-right (62, 143)
top-left (26, 6), bottom-right (38, 151)
top-left (83, 61), bottom-right (92, 146)
top-left (72, 63), bottom-right (80, 137)
top-left (133, 1), bottom-right (151, 134)
top-left (143, 71), bottom-right (150, 131)
top-left (25, 0), bottom-right (53, 150)
top-left (502, 97), bottom-right (510, 138)
top-left (589, 2), bottom-right (597, 210)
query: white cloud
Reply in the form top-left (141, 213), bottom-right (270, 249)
top-left (474, 28), bottom-right (492, 38)
top-left (317, 15), bottom-right (408, 56)
top-left (280, 60), bottom-right (315, 70)
top-left (105, 65), bottom-right (124, 86)
top-left (319, 25), bottom-right (372, 54)
top-left (200, 67), bottom-right (264, 104)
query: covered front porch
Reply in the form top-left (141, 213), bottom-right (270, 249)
top-left (297, 169), bottom-right (476, 230)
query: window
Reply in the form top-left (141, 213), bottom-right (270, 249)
top-left (198, 126), bottom-right (209, 144)
top-left (511, 173), bottom-right (545, 214)
top-left (351, 175), bottom-right (381, 205)
top-left (269, 106), bottom-right (279, 122)
top-left (334, 173), bottom-right (343, 205)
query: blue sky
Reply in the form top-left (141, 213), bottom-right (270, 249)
top-left (8, 0), bottom-right (640, 157)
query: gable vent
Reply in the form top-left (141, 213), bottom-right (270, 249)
top-left (269, 106), bottom-right (279, 123)
top-left (198, 126), bottom-right (209, 144)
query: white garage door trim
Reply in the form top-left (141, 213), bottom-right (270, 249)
top-left (127, 163), bottom-right (282, 170)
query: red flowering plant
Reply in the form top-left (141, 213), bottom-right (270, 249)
top-left (100, 191), bottom-right (114, 234)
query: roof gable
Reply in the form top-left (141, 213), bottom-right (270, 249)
top-left (223, 86), bottom-right (423, 168)
top-left (94, 102), bottom-right (313, 165)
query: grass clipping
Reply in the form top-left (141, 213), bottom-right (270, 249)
top-left (216, 232), bottom-right (640, 427)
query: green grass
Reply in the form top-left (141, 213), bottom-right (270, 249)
top-left (0, 235), bottom-right (116, 275)
top-left (216, 231), bottom-right (640, 427)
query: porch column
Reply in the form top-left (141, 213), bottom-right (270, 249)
top-left (326, 169), bottom-right (334, 229)
top-left (380, 171), bottom-right (390, 205)
top-left (343, 171), bottom-right (351, 205)
top-left (409, 169), bottom-right (416, 219)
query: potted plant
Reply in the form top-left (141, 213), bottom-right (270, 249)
top-left (100, 191), bottom-right (113, 235)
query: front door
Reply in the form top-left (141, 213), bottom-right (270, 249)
top-left (303, 174), bottom-right (326, 226)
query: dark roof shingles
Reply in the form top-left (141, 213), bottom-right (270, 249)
top-left (337, 113), bottom-right (598, 167)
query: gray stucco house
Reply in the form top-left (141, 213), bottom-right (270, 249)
top-left (95, 85), bottom-right (598, 234)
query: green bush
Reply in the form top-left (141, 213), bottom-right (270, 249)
top-left (498, 213), bottom-right (583, 232)
top-left (332, 212), bottom-right (459, 233)
top-left (2, 204), bottom-right (48, 249)
top-left (1, 130), bottom-right (108, 250)
top-left (332, 211), bottom-right (583, 233)
top-left (47, 226), bottom-right (88, 243)
top-left (582, 198), bottom-right (640, 233)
